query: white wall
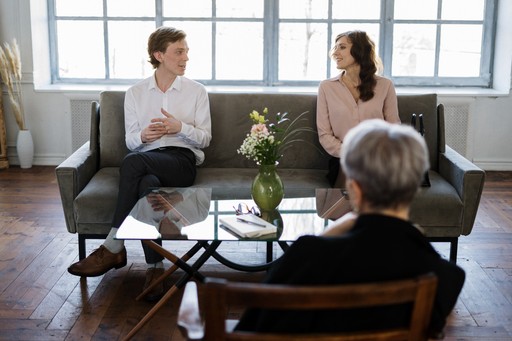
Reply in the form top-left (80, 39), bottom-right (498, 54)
top-left (1, 0), bottom-right (511, 170)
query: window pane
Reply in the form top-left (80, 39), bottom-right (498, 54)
top-left (164, 21), bottom-right (213, 80)
top-left (216, 0), bottom-right (263, 18)
top-left (163, 0), bottom-right (212, 17)
top-left (393, 24), bottom-right (436, 77)
top-left (330, 24), bottom-right (380, 78)
top-left (55, 0), bottom-right (102, 16)
top-left (107, 0), bottom-right (155, 17)
top-left (108, 22), bottom-right (155, 79)
top-left (439, 25), bottom-right (482, 77)
top-left (332, 0), bottom-right (380, 20)
top-left (394, 0), bottom-right (437, 20)
top-left (57, 21), bottom-right (105, 78)
top-left (279, 23), bottom-right (327, 81)
top-left (442, 0), bottom-right (484, 20)
top-left (279, 0), bottom-right (328, 19)
top-left (215, 23), bottom-right (263, 80)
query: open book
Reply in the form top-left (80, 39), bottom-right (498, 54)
top-left (219, 214), bottom-right (277, 238)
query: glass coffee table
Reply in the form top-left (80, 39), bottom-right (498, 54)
top-left (117, 186), bottom-right (345, 340)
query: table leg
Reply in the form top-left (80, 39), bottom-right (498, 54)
top-left (136, 241), bottom-right (204, 301)
top-left (266, 241), bottom-right (273, 263)
top-left (122, 240), bottom-right (222, 340)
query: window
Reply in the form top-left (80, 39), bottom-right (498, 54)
top-left (48, 0), bottom-right (496, 87)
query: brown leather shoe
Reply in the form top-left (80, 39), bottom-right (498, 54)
top-left (67, 245), bottom-right (127, 277)
top-left (143, 267), bottom-right (165, 302)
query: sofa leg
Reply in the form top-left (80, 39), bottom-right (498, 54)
top-left (427, 237), bottom-right (458, 264)
top-left (79, 234), bottom-right (87, 260)
top-left (449, 238), bottom-right (458, 264)
top-left (78, 234), bottom-right (109, 260)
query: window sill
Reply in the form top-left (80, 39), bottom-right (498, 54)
top-left (34, 83), bottom-right (510, 98)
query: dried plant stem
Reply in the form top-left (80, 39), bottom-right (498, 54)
top-left (0, 39), bottom-right (26, 131)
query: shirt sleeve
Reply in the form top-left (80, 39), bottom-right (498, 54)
top-left (124, 87), bottom-right (145, 151)
top-left (176, 86), bottom-right (212, 149)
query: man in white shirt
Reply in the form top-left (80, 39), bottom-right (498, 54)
top-left (67, 27), bottom-right (212, 301)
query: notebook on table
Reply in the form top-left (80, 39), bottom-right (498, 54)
top-left (219, 214), bottom-right (277, 238)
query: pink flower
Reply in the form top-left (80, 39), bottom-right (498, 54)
top-left (251, 123), bottom-right (268, 135)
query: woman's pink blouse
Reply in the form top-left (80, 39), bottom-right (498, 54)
top-left (316, 74), bottom-right (400, 158)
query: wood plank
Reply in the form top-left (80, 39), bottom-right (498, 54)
top-left (0, 167), bottom-right (511, 340)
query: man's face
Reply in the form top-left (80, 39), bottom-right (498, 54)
top-left (156, 39), bottom-right (189, 77)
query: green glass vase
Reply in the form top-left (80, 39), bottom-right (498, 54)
top-left (251, 163), bottom-right (284, 212)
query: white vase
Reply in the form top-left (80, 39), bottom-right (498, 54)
top-left (17, 129), bottom-right (34, 169)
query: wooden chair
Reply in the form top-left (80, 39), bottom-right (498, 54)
top-left (178, 273), bottom-right (438, 341)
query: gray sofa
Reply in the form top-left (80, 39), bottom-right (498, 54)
top-left (55, 91), bottom-right (485, 262)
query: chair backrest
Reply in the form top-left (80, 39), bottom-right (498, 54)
top-left (202, 273), bottom-right (438, 341)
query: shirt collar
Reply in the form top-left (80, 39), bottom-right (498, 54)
top-left (327, 71), bottom-right (344, 82)
top-left (148, 72), bottom-right (182, 92)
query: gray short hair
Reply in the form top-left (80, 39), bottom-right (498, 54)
top-left (341, 119), bottom-right (429, 209)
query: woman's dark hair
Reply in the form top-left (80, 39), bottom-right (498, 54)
top-left (334, 30), bottom-right (380, 102)
top-left (147, 26), bottom-right (186, 69)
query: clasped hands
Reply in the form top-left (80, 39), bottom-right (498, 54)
top-left (141, 108), bottom-right (182, 143)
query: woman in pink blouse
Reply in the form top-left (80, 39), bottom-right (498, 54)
top-left (317, 30), bottom-right (400, 187)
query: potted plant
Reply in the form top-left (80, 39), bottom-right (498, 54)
top-left (0, 38), bottom-right (32, 168)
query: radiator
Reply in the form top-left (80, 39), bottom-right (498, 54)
top-left (71, 100), bottom-right (92, 151)
top-left (442, 99), bottom-right (472, 159)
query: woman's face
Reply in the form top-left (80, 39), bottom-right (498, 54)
top-left (332, 35), bottom-right (357, 70)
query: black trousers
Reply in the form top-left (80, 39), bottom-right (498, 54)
top-left (112, 147), bottom-right (197, 263)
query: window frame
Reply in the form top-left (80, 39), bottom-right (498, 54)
top-left (47, 0), bottom-right (497, 88)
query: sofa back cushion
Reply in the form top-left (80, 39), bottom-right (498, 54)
top-left (99, 91), bottom-right (129, 168)
top-left (397, 94), bottom-right (439, 171)
top-left (202, 92), bottom-right (329, 170)
top-left (97, 91), bottom-right (439, 171)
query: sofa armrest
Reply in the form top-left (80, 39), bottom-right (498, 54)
top-left (55, 141), bottom-right (98, 233)
top-left (438, 146), bottom-right (485, 235)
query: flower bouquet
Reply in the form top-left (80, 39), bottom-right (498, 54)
top-left (238, 107), bottom-right (316, 211)
top-left (237, 107), bottom-right (315, 166)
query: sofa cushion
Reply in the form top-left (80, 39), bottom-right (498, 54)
top-left (410, 171), bottom-right (463, 237)
top-left (397, 94), bottom-right (439, 171)
top-left (202, 92), bottom-right (329, 170)
top-left (74, 167), bottom-right (119, 231)
top-left (99, 91), bottom-right (129, 168)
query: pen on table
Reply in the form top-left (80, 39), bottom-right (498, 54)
top-left (236, 217), bottom-right (266, 227)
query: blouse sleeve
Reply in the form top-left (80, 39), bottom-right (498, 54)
top-left (316, 83), bottom-right (343, 158)
top-left (382, 80), bottom-right (401, 124)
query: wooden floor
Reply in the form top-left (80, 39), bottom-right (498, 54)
top-left (0, 166), bottom-right (511, 340)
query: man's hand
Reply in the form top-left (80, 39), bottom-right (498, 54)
top-left (152, 108), bottom-right (182, 134)
top-left (141, 108), bottom-right (183, 143)
top-left (141, 122), bottom-right (166, 143)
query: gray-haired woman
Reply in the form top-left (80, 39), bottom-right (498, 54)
top-left (236, 119), bottom-right (464, 339)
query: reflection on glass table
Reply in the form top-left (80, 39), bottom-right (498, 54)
top-left (118, 187), bottom-right (328, 243)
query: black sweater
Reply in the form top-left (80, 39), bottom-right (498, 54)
top-left (236, 214), bottom-right (465, 335)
